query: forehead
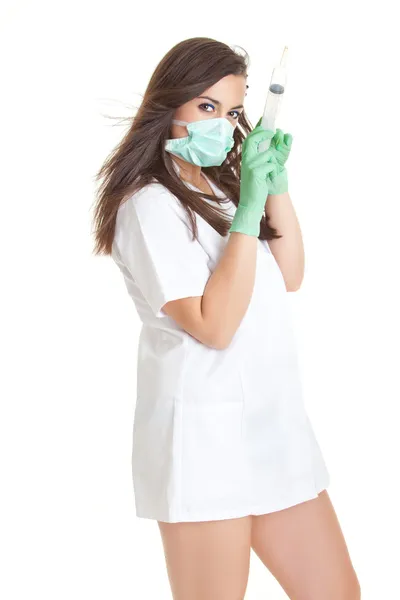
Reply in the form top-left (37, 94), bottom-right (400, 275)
top-left (200, 74), bottom-right (247, 104)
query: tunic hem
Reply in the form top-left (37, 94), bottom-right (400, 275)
top-left (136, 477), bottom-right (330, 524)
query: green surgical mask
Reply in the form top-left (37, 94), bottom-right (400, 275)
top-left (165, 117), bottom-right (235, 167)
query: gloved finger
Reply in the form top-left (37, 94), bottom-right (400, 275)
top-left (249, 149), bottom-right (277, 169)
top-left (283, 132), bottom-right (293, 148)
top-left (273, 129), bottom-right (285, 147)
top-left (248, 127), bottom-right (275, 141)
top-left (253, 160), bottom-right (278, 177)
top-left (255, 127), bottom-right (275, 139)
top-left (253, 166), bottom-right (277, 182)
top-left (268, 169), bottom-right (282, 186)
top-left (244, 129), bottom-right (275, 156)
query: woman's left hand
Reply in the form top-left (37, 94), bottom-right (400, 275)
top-left (266, 128), bottom-right (293, 195)
top-left (254, 119), bottom-right (293, 195)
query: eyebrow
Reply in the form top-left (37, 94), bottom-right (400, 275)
top-left (197, 96), bottom-right (244, 110)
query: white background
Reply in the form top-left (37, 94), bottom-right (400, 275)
top-left (1, 1), bottom-right (399, 598)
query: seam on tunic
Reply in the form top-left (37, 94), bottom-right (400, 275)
top-left (238, 362), bottom-right (246, 441)
top-left (173, 333), bottom-right (190, 520)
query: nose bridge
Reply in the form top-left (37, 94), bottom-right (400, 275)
top-left (219, 113), bottom-right (238, 129)
top-left (219, 115), bottom-right (236, 129)
top-left (213, 115), bottom-right (235, 126)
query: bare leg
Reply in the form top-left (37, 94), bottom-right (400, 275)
top-left (158, 515), bottom-right (252, 600)
top-left (251, 489), bottom-right (361, 599)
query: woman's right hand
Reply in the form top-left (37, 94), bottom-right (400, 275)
top-left (229, 119), bottom-right (277, 237)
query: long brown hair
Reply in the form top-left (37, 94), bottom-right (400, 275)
top-left (91, 37), bottom-right (282, 256)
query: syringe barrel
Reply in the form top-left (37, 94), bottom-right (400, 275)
top-left (261, 90), bottom-right (282, 131)
top-left (259, 64), bottom-right (287, 151)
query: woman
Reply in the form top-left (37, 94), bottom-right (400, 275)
top-left (92, 37), bottom-right (360, 599)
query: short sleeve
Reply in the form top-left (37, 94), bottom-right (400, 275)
top-left (113, 184), bottom-right (212, 318)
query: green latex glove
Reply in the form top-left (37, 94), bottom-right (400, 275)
top-left (229, 121), bottom-right (278, 237)
top-left (265, 126), bottom-right (293, 195)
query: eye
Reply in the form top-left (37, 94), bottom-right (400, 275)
top-left (230, 110), bottom-right (241, 120)
top-left (199, 102), bottom-right (214, 113)
top-left (198, 103), bottom-right (241, 120)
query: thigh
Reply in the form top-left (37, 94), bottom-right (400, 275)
top-left (251, 490), bottom-right (361, 600)
top-left (158, 515), bottom-right (252, 600)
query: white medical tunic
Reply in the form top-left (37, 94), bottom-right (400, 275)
top-left (111, 160), bottom-right (330, 523)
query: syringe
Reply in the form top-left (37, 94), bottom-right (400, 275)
top-left (258, 46), bottom-right (288, 153)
